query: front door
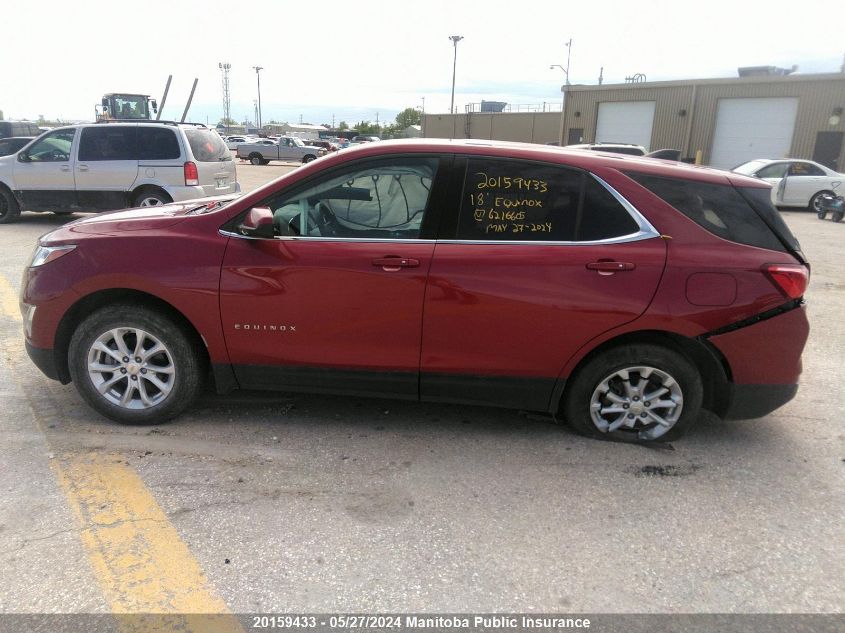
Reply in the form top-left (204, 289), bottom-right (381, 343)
top-left (13, 128), bottom-right (78, 211)
top-left (219, 155), bottom-right (445, 398)
top-left (420, 157), bottom-right (666, 411)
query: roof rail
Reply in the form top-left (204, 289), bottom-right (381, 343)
top-left (95, 119), bottom-right (208, 128)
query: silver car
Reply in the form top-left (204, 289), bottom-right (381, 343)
top-left (0, 122), bottom-right (240, 223)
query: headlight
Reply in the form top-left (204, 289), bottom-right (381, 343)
top-left (29, 244), bottom-right (76, 268)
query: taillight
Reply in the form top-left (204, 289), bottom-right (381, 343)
top-left (764, 264), bottom-right (809, 299)
top-left (184, 161), bottom-right (199, 186)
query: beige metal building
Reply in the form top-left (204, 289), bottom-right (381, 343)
top-left (423, 72), bottom-right (845, 171)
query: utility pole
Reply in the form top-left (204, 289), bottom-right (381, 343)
top-left (252, 66), bottom-right (263, 130)
top-left (449, 35), bottom-right (464, 114)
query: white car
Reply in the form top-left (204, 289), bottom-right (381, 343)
top-left (225, 136), bottom-right (250, 150)
top-left (732, 159), bottom-right (845, 211)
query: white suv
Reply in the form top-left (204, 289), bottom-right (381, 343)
top-left (0, 121), bottom-right (240, 223)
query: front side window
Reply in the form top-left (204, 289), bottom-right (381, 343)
top-left (263, 157), bottom-right (437, 239)
top-left (756, 163), bottom-right (788, 179)
top-left (78, 127), bottom-right (136, 161)
top-left (23, 129), bottom-right (76, 162)
top-left (456, 158), bottom-right (639, 242)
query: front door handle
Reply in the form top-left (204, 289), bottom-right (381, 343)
top-left (586, 261), bottom-right (636, 275)
top-left (77, 164), bottom-right (89, 172)
top-left (60, 165), bottom-right (71, 172)
top-left (372, 256), bottom-right (420, 270)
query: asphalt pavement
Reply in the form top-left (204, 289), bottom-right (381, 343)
top-left (0, 162), bottom-right (842, 623)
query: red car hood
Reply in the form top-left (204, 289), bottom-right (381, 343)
top-left (52, 195), bottom-right (239, 238)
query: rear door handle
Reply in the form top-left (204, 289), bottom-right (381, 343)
top-left (77, 164), bottom-right (89, 172)
top-left (372, 256), bottom-right (420, 270)
top-left (586, 261), bottom-right (636, 274)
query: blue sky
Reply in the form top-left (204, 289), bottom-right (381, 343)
top-left (2, 0), bottom-right (842, 126)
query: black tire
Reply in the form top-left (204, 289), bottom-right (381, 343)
top-left (260, 159), bottom-right (271, 165)
top-left (562, 344), bottom-right (703, 443)
top-left (817, 210), bottom-right (827, 220)
top-left (132, 189), bottom-right (172, 208)
top-left (302, 154), bottom-right (317, 164)
top-left (0, 188), bottom-right (21, 224)
top-left (249, 153), bottom-right (263, 165)
top-left (68, 305), bottom-right (204, 424)
top-left (833, 211), bottom-right (844, 222)
top-left (809, 191), bottom-right (833, 213)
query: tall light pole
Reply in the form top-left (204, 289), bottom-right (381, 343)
top-left (448, 35), bottom-right (463, 114)
top-left (550, 38), bottom-right (572, 145)
top-left (252, 65), bottom-right (263, 130)
top-left (218, 63), bottom-right (231, 133)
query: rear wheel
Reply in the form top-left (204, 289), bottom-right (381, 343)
top-left (249, 153), bottom-right (263, 166)
top-left (809, 191), bottom-right (833, 213)
top-left (68, 305), bottom-right (204, 424)
top-left (0, 188), bottom-right (21, 224)
top-left (133, 189), bottom-right (172, 207)
top-left (833, 210), bottom-right (844, 222)
top-left (302, 154), bottom-right (317, 163)
top-left (563, 344), bottom-right (703, 442)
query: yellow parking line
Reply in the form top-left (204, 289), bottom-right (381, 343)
top-left (0, 273), bottom-right (20, 320)
top-left (0, 273), bottom-right (242, 631)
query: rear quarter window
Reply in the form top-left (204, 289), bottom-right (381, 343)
top-left (184, 129), bottom-right (231, 162)
top-left (138, 127), bottom-right (181, 160)
top-left (626, 172), bottom-right (786, 252)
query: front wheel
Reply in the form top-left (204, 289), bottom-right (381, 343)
top-left (563, 344), bottom-right (703, 442)
top-left (68, 305), bottom-right (204, 424)
top-left (0, 188), bottom-right (21, 224)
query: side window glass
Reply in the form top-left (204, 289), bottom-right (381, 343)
top-left (756, 163), bottom-right (788, 179)
top-left (78, 127), bottom-right (137, 161)
top-left (264, 158), bottom-right (438, 239)
top-left (787, 162), bottom-right (820, 177)
top-left (457, 159), bottom-right (639, 242)
top-left (24, 129), bottom-right (77, 162)
top-left (457, 159), bottom-right (580, 241)
top-left (579, 177), bottom-right (640, 240)
top-left (137, 128), bottom-right (181, 160)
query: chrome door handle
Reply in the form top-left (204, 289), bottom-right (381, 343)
top-left (77, 165), bottom-right (89, 172)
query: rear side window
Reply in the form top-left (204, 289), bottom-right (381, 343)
top-left (79, 127), bottom-right (137, 161)
top-left (138, 127), bottom-right (181, 160)
top-left (184, 129), bottom-right (231, 162)
top-left (626, 172), bottom-right (786, 252)
top-left (457, 158), bottom-right (640, 242)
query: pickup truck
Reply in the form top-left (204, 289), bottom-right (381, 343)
top-left (236, 136), bottom-right (326, 165)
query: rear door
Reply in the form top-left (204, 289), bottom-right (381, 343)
top-left (13, 128), bottom-right (78, 210)
top-left (420, 156), bottom-right (667, 410)
top-left (75, 125), bottom-right (139, 210)
top-left (781, 161), bottom-right (828, 206)
top-left (219, 155), bottom-right (446, 397)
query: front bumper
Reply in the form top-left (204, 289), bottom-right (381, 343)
top-left (25, 340), bottom-right (64, 383)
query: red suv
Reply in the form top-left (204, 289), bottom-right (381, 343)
top-left (20, 140), bottom-right (809, 442)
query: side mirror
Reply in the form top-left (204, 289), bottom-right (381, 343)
top-left (238, 207), bottom-right (274, 239)
top-left (151, 99), bottom-right (158, 114)
top-left (17, 151), bottom-right (30, 163)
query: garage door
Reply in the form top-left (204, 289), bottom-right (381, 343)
top-left (595, 101), bottom-right (655, 150)
top-left (709, 97), bottom-right (798, 169)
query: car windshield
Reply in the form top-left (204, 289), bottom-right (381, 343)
top-left (185, 129), bottom-right (231, 162)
